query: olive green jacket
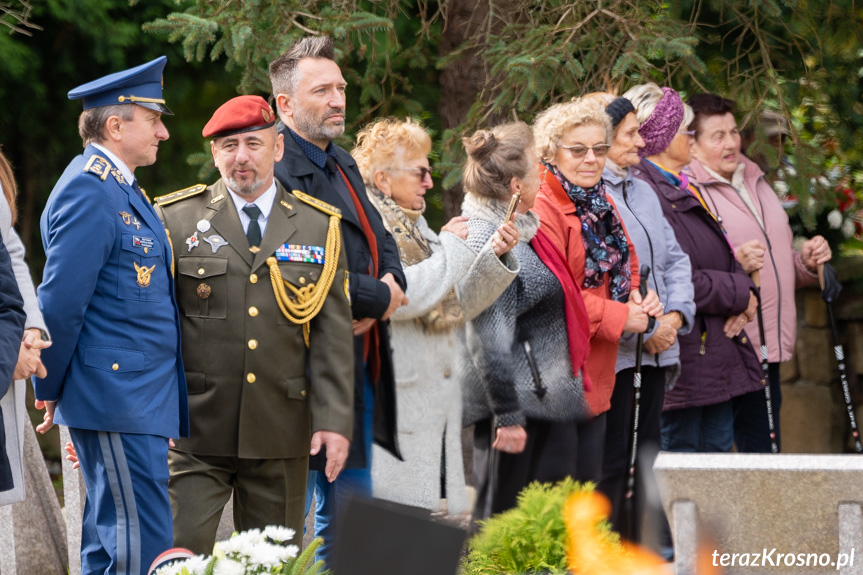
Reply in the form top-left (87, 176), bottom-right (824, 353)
top-left (155, 179), bottom-right (354, 459)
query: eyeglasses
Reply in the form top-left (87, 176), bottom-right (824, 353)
top-left (560, 144), bottom-right (611, 159)
top-left (678, 130), bottom-right (696, 137)
top-left (394, 166), bottom-right (433, 180)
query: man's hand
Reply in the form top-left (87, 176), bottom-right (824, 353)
top-left (644, 311), bottom-right (683, 354)
top-left (34, 399), bottom-right (56, 434)
top-left (801, 235), bottom-right (832, 272)
top-left (736, 240), bottom-right (766, 274)
top-left (310, 431), bottom-right (350, 482)
top-left (14, 328), bottom-right (51, 380)
top-left (352, 318), bottom-right (375, 335)
top-left (64, 441), bottom-right (80, 470)
top-left (381, 272), bottom-right (408, 321)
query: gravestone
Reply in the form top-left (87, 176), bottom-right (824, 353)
top-left (0, 418), bottom-right (67, 575)
top-left (654, 453), bottom-right (863, 575)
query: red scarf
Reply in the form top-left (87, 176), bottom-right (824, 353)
top-left (530, 228), bottom-right (592, 391)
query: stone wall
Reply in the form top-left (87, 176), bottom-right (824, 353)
top-left (781, 263), bottom-right (863, 453)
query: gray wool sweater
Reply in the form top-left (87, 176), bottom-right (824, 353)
top-left (458, 194), bottom-right (588, 428)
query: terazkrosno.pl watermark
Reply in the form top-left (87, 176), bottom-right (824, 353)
top-left (712, 549), bottom-right (855, 570)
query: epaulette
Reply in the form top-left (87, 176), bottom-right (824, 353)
top-left (154, 184), bottom-right (208, 207)
top-left (292, 190), bottom-right (342, 218)
top-left (82, 155), bottom-right (112, 181)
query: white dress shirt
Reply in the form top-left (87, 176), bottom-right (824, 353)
top-left (226, 180), bottom-right (277, 237)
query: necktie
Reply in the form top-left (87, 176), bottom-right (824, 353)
top-left (243, 204), bottom-right (262, 247)
top-left (132, 180), bottom-right (144, 200)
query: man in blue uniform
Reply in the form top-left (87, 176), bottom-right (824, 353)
top-left (34, 56), bottom-right (189, 575)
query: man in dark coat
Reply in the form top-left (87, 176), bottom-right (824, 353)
top-left (0, 237), bottom-right (25, 493)
top-left (270, 35), bottom-right (407, 564)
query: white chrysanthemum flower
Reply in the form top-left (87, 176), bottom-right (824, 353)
top-left (807, 197), bottom-right (817, 209)
top-left (282, 545), bottom-right (300, 560)
top-left (247, 542), bottom-right (285, 568)
top-left (827, 209), bottom-right (843, 229)
top-left (773, 180), bottom-right (789, 195)
top-left (818, 176), bottom-right (831, 188)
top-left (263, 525), bottom-right (296, 543)
top-left (155, 555), bottom-right (210, 575)
top-left (220, 529), bottom-right (265, 555)
top-left (785, 165), bottom-right (797, 177)
top-left (212, 558), bottom-right (245, 575)
top-left (842, 218), bottom-right (856, 237)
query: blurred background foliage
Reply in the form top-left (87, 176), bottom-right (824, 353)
top-left (2, 0), bottom-right (863, 274)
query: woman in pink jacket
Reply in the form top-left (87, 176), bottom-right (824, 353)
top-left (686, 94), bottom-right (832, 453)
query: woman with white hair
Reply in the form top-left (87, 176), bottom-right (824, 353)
top-left (532, 97), bottom-right (662, 484)
top-left (353, 118), bottom-right (519, 514)
top-left (626, 83), bottom-right (762, 455)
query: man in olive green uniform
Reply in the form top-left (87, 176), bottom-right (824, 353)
top-left (154, 95), bottom-right (353, 553)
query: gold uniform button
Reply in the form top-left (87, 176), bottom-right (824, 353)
top-left (248, 339), bottom-right (258, 350)
top-left (299, 277), bottom-right (306, 285)
top-left (248, 306), bottom-right (259, 317)
top-left (250, 273), bottom-right (258, 284)
top-left (198, 268), bottom-right (205, 275)
top-left (740, 336), bottom-right (748, 344)
top-left (444, 369), bottom-right (452, 378)
top-left (301, 390), bottom-right (307, 397)
top-left (112, 363), bottom-right (119, 371)
top-left (247, 373), bottom-right (256, 383)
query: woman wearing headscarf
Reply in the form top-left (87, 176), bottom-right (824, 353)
top-left (459, 122), bottom-right (591, 521)
top-left (354, 118), bottom-right (519, 514)
top-left (686, 94), bottom-right (831, 452)
top-left (626, 83), bottom-right (762, 455)
top-left (532, 98), bottom-right (660, 483)
top-left (590, 94), bottom-right (695, 542)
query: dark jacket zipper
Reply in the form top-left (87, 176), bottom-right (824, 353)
top-left (522, 341), bottom-right (548, 399)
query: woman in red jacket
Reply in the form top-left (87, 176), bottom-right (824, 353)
top-left (532, 97), bottom-right (661, 482)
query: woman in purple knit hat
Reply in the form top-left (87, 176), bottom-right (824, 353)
top-left (624, 83), bottom-right (762, 456)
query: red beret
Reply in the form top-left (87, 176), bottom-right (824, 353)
top-left (202, 95), bottom-right (276, 139)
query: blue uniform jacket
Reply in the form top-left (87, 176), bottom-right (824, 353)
top-left (35, 145), bottom-right (189, 438)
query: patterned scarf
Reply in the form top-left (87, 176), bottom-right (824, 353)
top-left (366, 186), bottom-right (464, 332)
top-left (545, 163), bottom-right (632, 302)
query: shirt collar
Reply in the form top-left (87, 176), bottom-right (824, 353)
top-left (226, 180), bottom-right (278, 221)
top-left (92, 143), bottom-right (134, 187)
top-left (287, 127), bottom-right (336, 171)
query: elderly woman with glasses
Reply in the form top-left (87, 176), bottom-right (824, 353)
top-left (625, 83), bottom-right (762, 458)
top-left (582, 94), bottom-right (696, 543)
top-left (685, 94), bottom-right (831, 453)
top-left (532, 98), bottom-right (661, 484)
top-left (353, 118), bottom-right (519, 515)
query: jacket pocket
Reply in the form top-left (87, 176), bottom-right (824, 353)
top-left (273, 261), bottom-right (327, 326)
top-left (83, 347), bottom-right (145, 373)
top-left (118, 233), bottom-right (165, 302)
top-left (178, 256), bottom-right (229, 319)
top-left (284, 375), bottom-right (309, 401)
top-left (185, 371), bottom-right (207, 395)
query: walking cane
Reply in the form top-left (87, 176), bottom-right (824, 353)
top-left (750, 270), bottom-right (779, 453)
top-left (817, 262), bottom-right (863, 453)
top-left (622, 264), bottom-right (650, 540)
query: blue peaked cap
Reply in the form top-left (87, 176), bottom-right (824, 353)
top-left (67, 56), bottom-right (173, 115)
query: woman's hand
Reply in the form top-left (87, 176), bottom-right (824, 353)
top-left (723, 291), bottom-right (758, 338)
top-left (644, 311), bottom-right (683, 354)
top-left (441, 216), bottom-right (469, 240)
top-left (801, 235), bottom-right (832, 272)
top-left (736, 240), bottom-right (766, 274)
top-left (492, 221), bottom-right (519, 257)
top-left (631, 287), bottom-right (664, 318)
top-left (623, 296), bottom-right (649, 333)
top-left (492, 424), bottom-right (527, 454)
top-left (13, 328), bottom-right (51, 380)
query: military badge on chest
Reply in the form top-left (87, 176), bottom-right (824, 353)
top-left (134, 261), bottom-right (156, 288)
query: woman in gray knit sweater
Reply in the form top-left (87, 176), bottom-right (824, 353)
top-left (459, 122), bottom-right (592, 522)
